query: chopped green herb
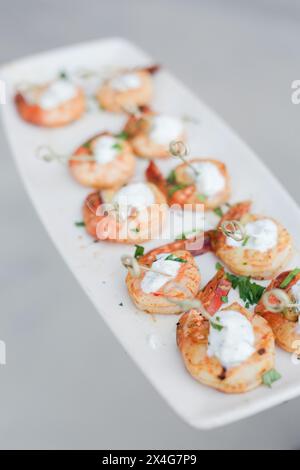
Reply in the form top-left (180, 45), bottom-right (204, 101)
top-left (75, 221), bottom-right (85, 227)
top-left (280, 268), bottom-right (300, 289)
top-left (221, 296), bottom-right (228, 303)
top-left (242, 235), bottom-right (250, 247)
top-left (226, 273), bottom-right (265, 306)
top-left (59, 71), bottom-right (68, 79)
top-left (176, 233), bottom-right (187, 240)
top-left (196, 194), bottom-right (206, 202)
top-left (213, 207), bottom-right (223, 217)
top-left (210, 321), bottom-right (223, 331)
top-left (134, 245), bottom-right (144, 258)
top-left (112, 142), bottom-right (122, 151)
top-left (131, 227), bottom-right (140, 233)
top-left (82, 141), bottom-right (92, 150)
top-left (165, 254), bottom-right (187, 263)
top-left (168, 183), bottom-right (187, 197)
top-left (215, 262), bottom-right (223, 271)
top-left (116, 131), bottom-right (129, 140)
top-left (262, 369), bottom-right (281, 388)
top-left (176, 228), bottom-right (200, 240)
top-left (166, 170), bottom-right (177, 185)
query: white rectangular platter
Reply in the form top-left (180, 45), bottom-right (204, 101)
top-left (1, 38), bottom-right (300, 429)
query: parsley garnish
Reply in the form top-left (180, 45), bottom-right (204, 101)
top-left (197, 194), bottom-right (206, 202)
top-left (134, 245), bottom-right (144, 258)
top-left (116, 131), bottom-right (129, 140)
top-left (176, 229), bottom-right (200, 240)
top-left (221, 296), bottom-right (228, 303)
top-left (176, 233), bottom-right (187, 240)
top-left (75, 221), bottom-right (85, 227)
top-left (166, 170), bottom-right (177, 185)
top-left (82, 141), bottom-right (92, 150)
top-left (215, 262), bottom-right (223, 271)
top-left (210, 321), bottom-right (223, 331)
top-left (112, 142), bottom-right (122, 151)
top-left (262, 369), bottom-right (281, 388)
top-left (226, 273), bottom-right (265, 306)
top-left (165, 254), bottom-right (187, 263)
top-left (59, 71), bottom-right (68, 79)
top-left (279, 268), bottom-right (300, 289)
top-left (168, 183), bottom-right (187, 197)
top-left (213, 207), bottom-right (223, 217)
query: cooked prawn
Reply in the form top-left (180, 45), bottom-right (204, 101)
top-left (210, 201), bottom-right (293, 280)
top-left (96, 65), bottom-right (159, 113)
top-left (123, 108), bottom-right (185, 159)
top-left (15, 80), bottom-right (85, 127)
top-left (125, 249), bottom-right (200, 314)
top-left (177, 301), bottom-right (275, 393)
top-left (255, 270), bottom-right (300, 352)
top-left (146, 159), bottom-right (230, 210)
top-left (82, 183), bottom-right (167, 244)
top-left (69, 132), bottom-right (135, 190)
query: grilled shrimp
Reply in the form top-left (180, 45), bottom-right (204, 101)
top-left (211, 201), bottom-right (293, 280)
top-left (82, 183), bottom-right (167, 244)
top-left (123, 108), bottom-right (185, 159)
top-left (125, 249), bottom-right (200, 314)
top-left (177, 300), bottom-right (275, 394)
top-left (15, 79), bottom-right (85, 127)
top-left (96, 65), bottom-right (159, 113)
top-left (255, 270), bottom-right (300, 352)
top-left (69, 132), bottom-right (135, 190)
top-left (146, 159), bottom-right (230, 210)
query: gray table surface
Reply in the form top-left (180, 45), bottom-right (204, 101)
top-left (1, 0), bottom-right (300, 450)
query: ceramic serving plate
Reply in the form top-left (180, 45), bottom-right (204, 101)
top-left (1, 38), bottom-right (300, 429)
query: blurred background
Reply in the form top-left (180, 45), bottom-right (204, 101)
top-left (1, 0), bottom-right (300, 450)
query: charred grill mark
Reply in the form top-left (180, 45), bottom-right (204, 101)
top-left (218, 367), bottom-right (227, 381)
top-left (257, 348), bottom-right (266, 356)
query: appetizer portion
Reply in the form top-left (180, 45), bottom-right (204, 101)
top-left (211, 201), bottom-right (293, 279)
top-left (125, 246), bottom-right (200, 314)
top-left (124, 107), bottom-right (185, 159)
top-left (177, 294), bottom-right (275, 394)
top-left (255, 269), bottom-right (300, 352)
top-left (69, 132), bottom-right (135, 189)
top-left (15, 76), bottom-right (85, 127)
top-left (83, 182), bottom-right (167, 243)
top-left (146, 158), bottom-right (230, 210)
top-left (96, 65), bottom-right (159, 113)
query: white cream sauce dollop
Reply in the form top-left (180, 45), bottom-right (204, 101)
top-left (207, 310), bottom-right (255, 369)
top-left (26, 79), bottom-right (78, 110)
top-left (92, 136), bottom-right (119, 164)
top-left (141, 253), bottom-right (182, 294)
top-left (110, 73), bottom-right (141, 92)
top-left (227, 219), bottom-right (278, 252)
top-left (112, 183), bottom-right (155, 220)
top-left (186, 162), bottom-right (225, 197)
top-left (149, 115), bottom-right (183, 145)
